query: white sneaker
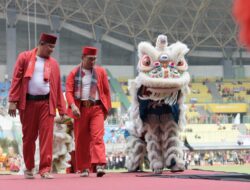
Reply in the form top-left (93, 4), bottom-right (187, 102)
top-left (24, 170), bottom-right (35, 179)
top-left (40, 172), bottom-right (54, 179)
top-left (80, 169), bottom-right (89, 177)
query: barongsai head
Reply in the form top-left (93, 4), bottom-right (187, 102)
top-left (135, 34), bottom-right (190, 102)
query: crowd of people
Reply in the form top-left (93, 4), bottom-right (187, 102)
top-left (185, 150), bottom-right (250, 168)
top-left (216, 80), bottom-right (247, 103)
top-left (106, 152), bottom-right (126, 170)
top-left (186, 104), bottom-right (237, 124)
top-left (105, 149), bottom-right (250, 170)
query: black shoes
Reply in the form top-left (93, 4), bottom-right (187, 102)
top-left (96, 165), bottom-right (105, 177)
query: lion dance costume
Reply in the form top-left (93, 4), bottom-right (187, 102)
top-left (125, 35), bottom-right (190, 174)
top-left (52, 115), bottom-right (75, 173)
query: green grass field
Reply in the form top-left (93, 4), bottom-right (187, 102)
top-left (190, 164), bottom-right (250, 174)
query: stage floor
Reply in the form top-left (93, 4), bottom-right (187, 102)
top-left (0, 170), bottom-right (249, 190)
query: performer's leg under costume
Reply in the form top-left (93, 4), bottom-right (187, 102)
top-left (145, 114), bottom-right (163, 174)
top-left (160, 114), bottom-right (185, 171)
top-left (125, 135), bottom-right (146, 171)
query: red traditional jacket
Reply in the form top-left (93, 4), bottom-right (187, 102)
top-left (8, 48), bottom-right (66, 116)
top-left (65, 65), bottom-right (112, 119)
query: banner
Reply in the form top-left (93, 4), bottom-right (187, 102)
top-left (207, 103), bottom-right (248, 113)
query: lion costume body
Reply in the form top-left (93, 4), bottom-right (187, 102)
top-left (125, 35), bottom-right (190, 174)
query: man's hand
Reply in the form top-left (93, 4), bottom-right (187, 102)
top-left (71, 104), bottom-right (80, 118)
top-left (8, 102), bottom-right (17, 117)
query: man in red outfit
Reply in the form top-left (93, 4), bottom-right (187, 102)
top-left (8, 33), bottom-right (66, 179)
top-left (66, 46), bottom-right (111, 177)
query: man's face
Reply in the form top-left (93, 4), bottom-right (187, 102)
top-left (39, 43), bottom-right (55, 58)
top-left (82, 55), bottom-right (97, 70)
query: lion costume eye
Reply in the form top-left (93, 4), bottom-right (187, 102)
top-left (138, 55), bottom-right (154, 72)
top-left (142, 55), bottom-right (151, 66)
top-left (176, 60), bottom-right (188, 72)
top-left (177, 61), bottom-right (183, 66)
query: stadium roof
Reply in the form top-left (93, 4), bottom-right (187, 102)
top-left (0, 0), bottom-right (248, 58)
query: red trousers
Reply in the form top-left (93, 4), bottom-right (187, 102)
top-left (74, 104), bottom-right (106, 172)
top-left (19, 100), bottom-right (54, 174)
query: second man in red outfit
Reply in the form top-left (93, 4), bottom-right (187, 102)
top-left (66, 46), bottom-right (111, 177)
